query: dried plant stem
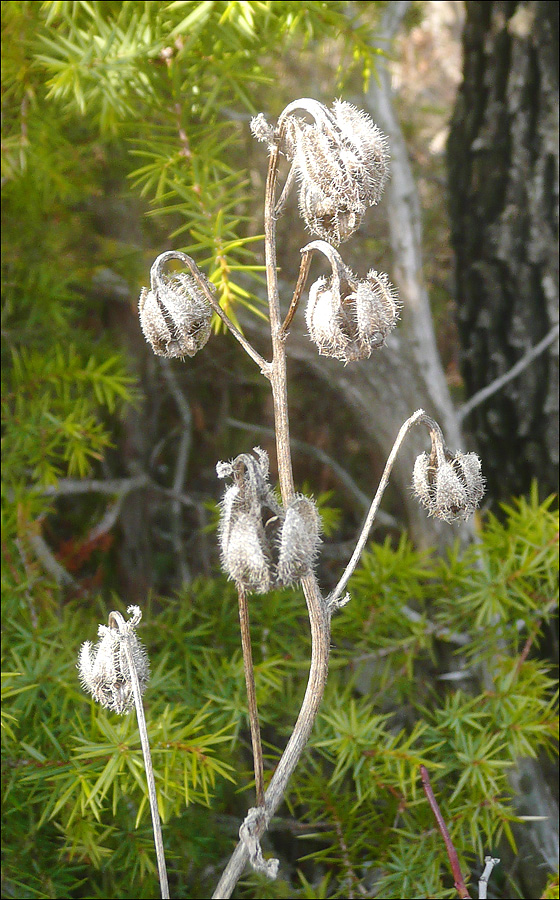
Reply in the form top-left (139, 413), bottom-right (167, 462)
top-left (478, 856), bottom-right (500, 900)
top-left (280, 248), bottom-right (313, 337)
top-left (212, 119), bottom-right (332, 900)
top-left (328, 408), bottom-right (434, 607)
top-left (212, 573), bottom-right (330, 899)
top-left (420, 765), bottom-right (471, 900)
top-left (237, 586), bottom-right (265, 808)
top-left (108, 611), bottom-right (169, 900)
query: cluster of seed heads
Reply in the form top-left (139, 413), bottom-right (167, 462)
top-left (217, 448), bottom-right (321, 593)
top-left (252, 99), bottom-right (389, 245)
top-left (78, 606), bottom-right (149, 715)
top-left (139, 251), bottom-right (213, 359)
top-left (303, 240), bottom-right (399, 363)
top-left (412, 439), bottom-right (485, 523)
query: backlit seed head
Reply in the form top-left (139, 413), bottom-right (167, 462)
top-left (77, 606), bottom-right (149, 715)
top-left (413, 448), bottom-right (485, 523)
top-left (285, 99), bottom-right (389, 244)
top-left (305, 267), bottom-right (399, 363)
top-left (298, 180), bottom-right (365, 246)
top-left (139, 271), bottom-right (212, 359)
top-left (250, 113), bottom-right (276, 150)
top-left (217, 448), bottom-right (283, 593)
top-left (217, 449), bottom-right (322, 592)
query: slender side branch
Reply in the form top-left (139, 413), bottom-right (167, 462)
top-left (280, 248), bottom-right (313, 337)
top-left (160, 250), bottom-right (271, 375)
top-left (274, 159), bottom-right (297, 218)
top-left (457, 323), bottom-right (559, 423)
top-left (237, 586), bottom-right (265, 808)
top-left (420, 765), bottom-right (471, 900)
top-left (328, 408), bottom-right (429, 608)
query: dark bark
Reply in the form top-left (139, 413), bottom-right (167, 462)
top-left (447, 1), bottom-right (559, 501)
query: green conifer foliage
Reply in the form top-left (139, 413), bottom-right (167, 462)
top-left (2, 3), bottom-right (558, 899)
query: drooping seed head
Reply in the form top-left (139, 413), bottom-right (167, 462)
top-left (413, 445), bottom-right (485, 523)
top-left (217, 448), bottom-right (283, 593)
top-left (77, 606), bottom-right (149, 715)
top-left (139, 252), bottom-right (213, 359)
top-left (304, 243), bottom-right (399, 363)
top-left (279, 99), bottom-right (389, 244)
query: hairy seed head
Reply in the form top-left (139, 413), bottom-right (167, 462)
top-left (277, 495), bottom-right (322, 585)
top-left (139, 271), bottom-right (212, 359)
top-left (77, 606), bottom-right (149, 715)
top-left (413, 447), bottom-right (485, 523)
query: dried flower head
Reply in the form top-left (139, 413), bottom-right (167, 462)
top-left (217, 449), bottom-right (321, 591)
top-left (274, 99), bottom-right (389, 245)
top-left (217, 448), bottom-right (283, 594)
top-left (303, 241), bottom-right (399, 363)
top-left (277, 495), bottom-right (322, 585)
top-left (413, 437), bottom-right (485, 523)
top-left (139, 251), bottom-right (213, 359)
top-left (77, 606), bottom-right (150, 714)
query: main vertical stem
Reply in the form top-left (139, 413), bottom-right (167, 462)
top-left (264, 137), bottom-right (295, 505)
top-left (212, 120), bottom-right (332, 900)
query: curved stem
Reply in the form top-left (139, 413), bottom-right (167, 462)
top-left (328, 409), bottom-right (439, 608)
top-left (212, 574), bottom-right (330, 899)
top-left (280, 248), bottom-right (313, 337)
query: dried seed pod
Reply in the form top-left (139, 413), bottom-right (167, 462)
top-left (298, 180), bottom-right (365, 246)
top-left (304, 241), bottom-right (399, 363)
top-left (219, 493), bottom-right (273, 594)
top-left (217, 448), bottom-right (283, 593)
top-left (413, 445), bottom-right (485, 523)
top-left (305, 275), bottom-right (352, 362)
top-left (139, 252), bottom-right (213, 359)
top-left (277, 495), bottom-right (322, 585)
top-left (277, 98), bottom-right (389, 244)
top-left (77, 606), bottom-right (149, 715)
top-left (354, 270), bottom-right (400, 354)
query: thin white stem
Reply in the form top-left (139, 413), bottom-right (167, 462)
top-left (328, 409), bottom-right (429, 608)
top-left (478, 856), bottom-right (500, 900)
top-left (108, 611), bottom-right (169, 900)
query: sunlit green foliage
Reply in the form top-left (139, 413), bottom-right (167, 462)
top-left (2, 496), bottom-right (557, 898)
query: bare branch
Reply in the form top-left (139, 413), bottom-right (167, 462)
top-left (458, 323), bottom-right (559, 423)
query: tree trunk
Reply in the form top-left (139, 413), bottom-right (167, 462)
top-left (447, 1), bottom-right (559, 501)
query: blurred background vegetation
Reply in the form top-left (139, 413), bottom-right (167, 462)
top-left (2, 2), bottom-right (558, 898)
